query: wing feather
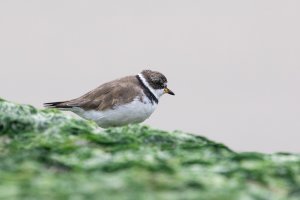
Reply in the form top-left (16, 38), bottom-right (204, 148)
top-left (63, 76), bottom-right (142, 111)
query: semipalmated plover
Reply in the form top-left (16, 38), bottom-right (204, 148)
top-left (44, 70), bottom-right (175, 128)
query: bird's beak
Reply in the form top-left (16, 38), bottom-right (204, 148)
top-left (164, 87), bottom-right (175, 95)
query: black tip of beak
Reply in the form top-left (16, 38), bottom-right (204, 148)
top-left (168, 90), bottom-right (175, 96)
top-left (165, 88), bottom-right (175, 96)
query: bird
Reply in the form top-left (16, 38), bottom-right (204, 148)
top-left (44, 70), bottom-right (175, 128)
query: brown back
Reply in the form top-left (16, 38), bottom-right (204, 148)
top-left (65, 76), bottom-right (143, 111)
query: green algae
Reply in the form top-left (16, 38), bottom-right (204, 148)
top-left (0, 99), bottom-right (300, 200)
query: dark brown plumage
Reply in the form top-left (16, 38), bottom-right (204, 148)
top-left (44, 69), bottom-right (175, 128)
top-left (45, 76), bottom-right (143, 111)
top-left (44, 70), bottom-right (173, 111)
top-left (141, 70), bottom-right (167, 89)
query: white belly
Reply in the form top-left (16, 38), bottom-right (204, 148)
top-left (72, 97), bottom-right (157, 128)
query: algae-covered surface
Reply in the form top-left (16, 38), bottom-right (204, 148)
top-left (0, 98), bottom-right (299, 200)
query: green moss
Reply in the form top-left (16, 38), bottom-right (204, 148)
top-left (0, 99), bottom-right (299, 200)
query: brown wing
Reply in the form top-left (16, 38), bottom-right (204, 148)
top-left (63, 76), bottom-right (143, 111)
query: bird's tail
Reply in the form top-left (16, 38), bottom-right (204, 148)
top-left (43, 101), bottom-right (73, 109)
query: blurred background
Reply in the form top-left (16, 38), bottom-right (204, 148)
top-left (0, 0), bottom-right (299, 153)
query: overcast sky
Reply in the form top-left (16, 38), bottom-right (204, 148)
top-left (1, 0), bottom-right (300, 153)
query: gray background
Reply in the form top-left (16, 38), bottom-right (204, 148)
top-left (1, 0), bottom-right (299, 153)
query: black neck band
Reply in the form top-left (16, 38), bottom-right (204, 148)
top-left (136, 75), bottom-right (159, 104)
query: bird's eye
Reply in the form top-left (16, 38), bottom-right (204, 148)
top-left (155, 81), bottom-right (164, 87)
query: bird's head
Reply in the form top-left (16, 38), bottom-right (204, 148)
top-left (138, 70), bottom-right (175, 99)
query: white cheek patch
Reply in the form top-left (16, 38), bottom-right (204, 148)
top-left (155, 88), bottom-right (165, 97)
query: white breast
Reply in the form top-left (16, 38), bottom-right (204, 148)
top-left (72, 96), bottom-right (157, 128)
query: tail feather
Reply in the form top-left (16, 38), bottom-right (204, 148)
top-left (44, 101), bottom-right (73, 109)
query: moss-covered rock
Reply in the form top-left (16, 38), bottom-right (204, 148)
top-left (0, 99), bottom-right (299, 200)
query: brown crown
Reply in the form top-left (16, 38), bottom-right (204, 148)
top-left (141, 70), bottom-right (168, 89)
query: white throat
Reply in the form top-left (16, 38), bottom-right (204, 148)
top-left (137, 73), bottom-right (164, 99)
